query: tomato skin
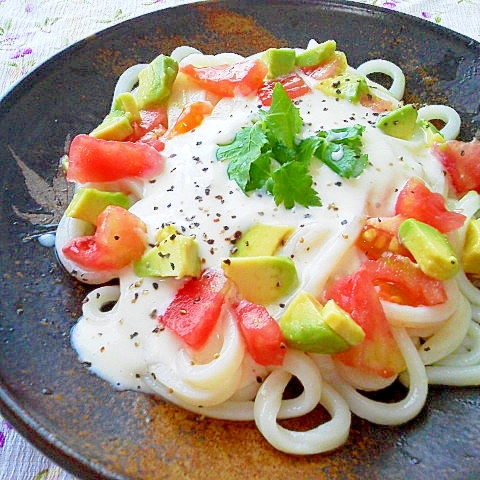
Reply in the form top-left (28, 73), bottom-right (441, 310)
top-left (169, 101), bottom-right (214, 137)
top-left (234, 299), bottom-right (286, 366)
top-left (66, 134), bottom-right (164, 183)
top-left (180, 59), bottom-right (268, 97)
top-left (361, 253), bottom-right (447, 306)
top-left (258, 73), bottom-right (311, 107)
top-left (395, 177), bottom-right (465, 233)
top-left (62, 205), bottom-right (148, 271)
top-left (159, 269), bottom-right (230, 350)
top-left (324, 268), bottom-right (406, 378)
top-left (432, 139), bottom-right (480, 195)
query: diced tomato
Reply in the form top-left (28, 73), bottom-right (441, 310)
top-left (257, 72), bottom-right (311, 107)
top-left (169, 101), bottom-right (214, 137)
top-left (300, 52), bottom-right (346, 81)
top-left (432, 139), bottom-right (480, 195)
top-left (356, 215), bottom-right (412, 260)
top-left (62, 205), bottom-right (148, 271)
top-left (66, 134), bottom-right (164, 183)
top-left (127, 108), bottom-right (168, 142)
top-left (359, 93), bottom-right (394, 113)
top-left (234, 299), bottom-right (286, 366)
top-left (324, 268), bottom-right (406, 378)
top-left (159, 269), bottom-right (230, 349)
top-left (361, 253), bottom-right (447, 306)
top-left (180, 59), bottom-right (268, 98)
top-left (395, 177), bottom-right (465, 233)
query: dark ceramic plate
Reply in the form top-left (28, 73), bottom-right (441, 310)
top-left (0, 1), bottom-right (479, 479)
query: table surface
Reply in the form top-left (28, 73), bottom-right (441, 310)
top-left (0, 0), bottom-right (479, 479)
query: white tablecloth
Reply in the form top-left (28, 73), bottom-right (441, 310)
top-left (0, 0), bottom-right (478, 478)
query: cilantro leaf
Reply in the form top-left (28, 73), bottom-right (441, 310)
top-left (270, 161), bottom-right (321, 209)
top-left (300, 125), bottom-right (369, 179)
top-left (216, 122), bottom-right (268, 190)
top-left (263, 83), bottom-right (302, 150)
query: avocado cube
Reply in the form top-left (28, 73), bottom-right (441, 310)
top-left (221, 255), bottom-right (298, 305)
top-left (377, 104), bottom-right (418, 140)
top-left (279, 291), bottom-right (351, 354)
top-left (262, 48), bottom-right (296, 79)
top-left (295, 40), bottom-right (337, 68)
top-left (90, 110), bottom-right (133, 141)
top-left (135, 54), bottom-right (178, 110)
top-left (317, 73), bottom-right (369, 103)
top-left (233, 224), bottom-right (294, 257)
top-left (462, 218), bottom-right (480, 275)
top-left (65, 188), bottom-right (131, 225)
top-left (399, 218), bottom-right (459, 280)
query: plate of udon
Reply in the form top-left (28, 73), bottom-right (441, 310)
top-left (0, 1), bottom-right (479, 478)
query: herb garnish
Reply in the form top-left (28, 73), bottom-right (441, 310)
top-left (216, 83), bottom-right (369, 209)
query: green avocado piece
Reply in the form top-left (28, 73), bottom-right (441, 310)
top-left (279, 291), bottom-right (352, 354)
top-left (221, 256), bottom-right (298, 305)
top-left (262, 48), bottom-right (296, 79)
top-left (90, 110), bottom-right (134, 141)
top-left (322, 299), bottom-right (365, 346)
top-left (134, 227), bottom-right (201, 279)
top-left (233, 224), bottom-right (294, 257)
top-left (398, 218), bottom-right (459, 280)
top-left (295, 40), bottom-right (337, 68)
top-left (376, 104), bottom-right (418, 140)
top-left (317, 73), bottom-right (369, 103)
top-left (135, 54), bottom-right (179, 110)
top-left (65, 188), bottom-right (131, 225)
top-left (112, 92), bottom-right (141, 122)
top-left (418, 119), bottom-right (445, 146)
top-left (462, 219), bottom-right (480, 275)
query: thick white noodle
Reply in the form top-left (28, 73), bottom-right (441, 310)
top-left (315, 328), bottom-right (428, 425)
top-left (418, 294), bottom-right (471, 365)
top-left (381, 278), bottom-right (459, 328)
top-left (458, 270), bottom-right (480, 307)
top-left (426, 358), bottom-right (480, 386)
top-left (147, 311), bottom-right (244, 407)
top-left (355, 59), bottom-right (406, 100)
top-left (436, 321), bottom-right (480, 367)
top-left (170, 46), bottom-right (202, 63)
top-left (112, 63), bottom-right (148, 102)
top-left (81, 285), bottom-right (121, 323)
top-left (172, 308), bottom-right (245, 389)
top-left (417, 105), bottom-right (461, 141)
top-left (334, 362), bottom-right (397, 391)
top-left (254, 363), bottom-right (350, 454)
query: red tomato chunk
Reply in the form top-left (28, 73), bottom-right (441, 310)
top-left (62, 205), bottom-right (148, 271)
top-left (159, 270), bottom-right (230, 350)
top-left (66, 134), bottom-right (164, 183)
top-left (324, 268), bottom-right (406, 378)
top-left (432, 139), bottom-right (480, 196)
top-left (234, 299), bottom-right (286, 366)
top-left (258, 73), bottom-right (311, 107)
top-left (395, 177), bottom-right (465, 233)
top-left (180, 59), bottom-right (268, 98)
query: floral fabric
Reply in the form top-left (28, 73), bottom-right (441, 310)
top-left (0, 0), bottom-right (478, 478)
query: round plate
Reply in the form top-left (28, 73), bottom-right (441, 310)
top-left (0, 1), bottom-right (479, 479)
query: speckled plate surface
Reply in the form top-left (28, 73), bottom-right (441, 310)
top-left (0, 1), bottom-right (479, 479)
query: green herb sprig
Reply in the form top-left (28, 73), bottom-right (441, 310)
top-left (216, 83), bottom-right (369, 209)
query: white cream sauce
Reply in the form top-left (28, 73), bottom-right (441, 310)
top-left (70, 79), bottom-right (446, 393)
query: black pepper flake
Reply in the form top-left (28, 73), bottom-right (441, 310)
top-left (207, 239), bottom-right (214, 245)
top-left (167, 186), bottom-right (174, 192)
top-left (82, 361), bottom-right (92, 368)
top-left (223, 259), bottom-right (231, 265)
top-left (335, 181), bottom-right (342, 187)
top-left (205, 187), bottom-right (211, 195)
top-left (341, 219), bottom-right (348, 225)
top-left (130, 332), bottom-right (139, 339)
top-left (152, 282), bottom-right (159, 290)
